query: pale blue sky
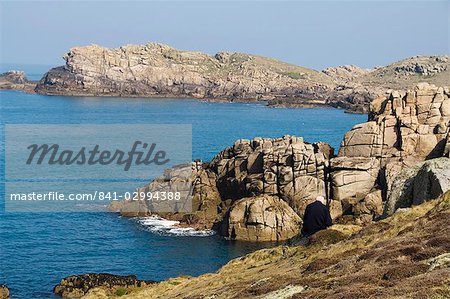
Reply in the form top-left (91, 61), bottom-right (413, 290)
top-left (0, 1), bottom-right (448, 70)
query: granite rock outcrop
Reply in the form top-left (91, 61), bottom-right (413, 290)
top-left (334, 83), bottom-right (450, 215)
top-left (53, 273), bottom-right (155, 298)
top-left (117, 136), bottom-right (332, 241)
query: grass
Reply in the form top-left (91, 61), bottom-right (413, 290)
top-left (84, 191), bottom-right (450, 298)
top-left (115, 288), bottom-right (128, 296)
top-left (281, 71), bottom-right (305, 80)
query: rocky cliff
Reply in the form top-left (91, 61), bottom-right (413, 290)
top-left (34, 43), bottom-right (449, 113)
top-left (113, 83), bottom-right (450, 241)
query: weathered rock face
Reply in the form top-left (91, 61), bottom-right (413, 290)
top-left (330, 83), bottom-right (449, 217)
top-left (322, 65), bottom-right (372, 81)
top-left (53, 273), bottom-right (154, 298)
top-left (225, 195), bottom-right (301, 241)
top-left (340, 83), bottom-right (450, 163)
top-left (35, 43), bottom-right (333, 105)
top-left (209, 137), bottom-right (332, 216)
top-left (0, 285), bottom-right (9, 299)
top-left (330, 157), bottom-right (380, 208)
top-left (384, 158), bottom-right (450, 216)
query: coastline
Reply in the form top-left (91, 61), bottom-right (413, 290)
top-left (0, 79), bottom-right (367, 113)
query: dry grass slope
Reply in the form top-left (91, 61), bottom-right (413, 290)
top-left (83, 191), bottom-right (450, 299)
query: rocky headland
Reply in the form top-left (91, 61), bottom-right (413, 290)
top-left (31, 42), bottom-right (449, 113)
top-left (111, 83), bottom-right (450, 243)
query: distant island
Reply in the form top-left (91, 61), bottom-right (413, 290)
top-left (1, 42), bottom-right (448, 113)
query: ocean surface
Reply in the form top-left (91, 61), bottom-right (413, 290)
top-left (0, 87), bottom-right (366, 298)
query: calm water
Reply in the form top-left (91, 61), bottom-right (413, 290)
top-left (0, 89), bottom-right (366, 298)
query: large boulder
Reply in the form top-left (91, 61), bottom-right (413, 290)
top-left (116, 162), bottom-right (222, 229)
top-left (224, 195), bottom-right (301, 242)
top-left (0, 70), bottom-right (27, 84)
top-left (352, 189), bottom-right (383, 224)
top-left (384, 157), bottom-right (450, 216)
top-left (330, 157), bottom-right (380, 209)
top-left (413, 158), bottom-right (450, 205)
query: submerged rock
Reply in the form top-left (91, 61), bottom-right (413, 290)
top-left (0, 285), bottom-right (9, 299)
top-left (53, 273), bottom-right (155, 298)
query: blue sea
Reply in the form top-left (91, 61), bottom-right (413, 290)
top-left (0, 83), bottom-right (366, 298)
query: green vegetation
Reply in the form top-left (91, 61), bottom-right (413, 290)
top-left (115, 287), bottom-right (128, 296)
top-left (281, 71), bottom-right (305, 80)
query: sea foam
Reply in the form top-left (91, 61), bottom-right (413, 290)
top-left (136, 215), bottom-right (215, 237)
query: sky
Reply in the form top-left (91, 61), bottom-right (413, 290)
top-left (0, 0), bottom-right (449, 70)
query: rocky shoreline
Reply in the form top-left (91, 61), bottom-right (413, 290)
top-left (112, 83), bottom-right (450, 242)
top-left (2, 43), bottom-right (447, 114)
